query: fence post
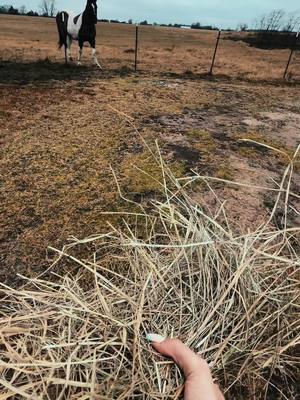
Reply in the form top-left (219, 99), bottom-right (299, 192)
top-left (283, 32), bottom-right (299, 80)
top-left (134, 24), bottom-right (139, 72)
top-left (209, 30), bottom-right (221, 75)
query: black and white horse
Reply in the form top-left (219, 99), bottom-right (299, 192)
top-left (56, 0), bottom-right (102, 68)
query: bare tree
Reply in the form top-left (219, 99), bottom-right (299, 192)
top-left (255, 14), bottom-right (266, 31)
top-left (39, 0), bottom-right (56, 17)
top-left (282, 11), bottom-right (300, 32)
top-left (237, 23), bottom-right (248, 32)
top-left (268, 9), bottom-right (285, 31)
top-left (255, 9), bottom-right (285, 31)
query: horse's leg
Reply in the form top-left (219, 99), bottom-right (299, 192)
top-left (89, 38), bottom-right (102, 69)
top-left (64, 45), bottom-right (68, 64)
top-left (66, 35), bottom-right (73, 62)
top-left (77, 39), bottom-right (83, 65)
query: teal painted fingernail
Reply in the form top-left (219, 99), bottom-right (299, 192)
top-left (146, 333), bottom-right (166, 343)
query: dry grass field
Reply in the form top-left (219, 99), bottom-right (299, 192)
top-left (0, 14), bottom-right (299, 282)
top-left (0, 14), bottom-right (300, 399)
top-left (1, 14), bottom-right (300, 79)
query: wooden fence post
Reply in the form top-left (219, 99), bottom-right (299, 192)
top-left (134, 25), bottom-right (139, 72)
top-left (283, 31), bottom-right (299, 80)
top-left (209, 30), bottom-right (221, 75)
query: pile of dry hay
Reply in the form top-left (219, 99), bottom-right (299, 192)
top-left (1, 144), bottom-right (299, 400)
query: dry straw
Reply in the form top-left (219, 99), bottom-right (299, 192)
top-left (0, 143), bottom-right (299, 399)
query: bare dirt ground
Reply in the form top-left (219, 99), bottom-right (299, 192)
top-left (0, 15), bottom-right (299, 286)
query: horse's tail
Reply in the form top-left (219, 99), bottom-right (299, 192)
top-left (56, 11), bottom-right (68, 49)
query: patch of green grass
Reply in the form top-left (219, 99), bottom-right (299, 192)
top-left (187, 129), bottom-right (217, 150)
top-left (121, 150), bottom-right (185, 194)
top-left (236, 146), bottom-right (259, 159)
top-left (215, 164), bottom-right (234, 181)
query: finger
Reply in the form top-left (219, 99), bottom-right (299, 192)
top-left (147, 335), bottom-right (217, 400)
top-left (214, 384), bottom-right (225, 400)
top-left (152, 338), bottom-right (208, 377)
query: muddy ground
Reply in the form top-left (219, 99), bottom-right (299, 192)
top-left (0, 56), bottom-right (300, 285)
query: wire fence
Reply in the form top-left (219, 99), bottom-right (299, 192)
top-left (0, 15), bottom-right (299, 81)
top-left (97, 23), bottom-right (300, 81)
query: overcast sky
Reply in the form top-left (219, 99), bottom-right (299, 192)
top-left (9, 0), bottom-right (300, 28)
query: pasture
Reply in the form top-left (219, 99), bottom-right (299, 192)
top-left (0, 14), bottom-right (299, 283)
top-left (0, 14), bottom-right (300, 399)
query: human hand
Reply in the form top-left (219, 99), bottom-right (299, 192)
top-left (147, 334), bottom-right (224, 400)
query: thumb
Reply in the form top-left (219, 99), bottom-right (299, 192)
top-left (147, 335), bottom-right (221, 400)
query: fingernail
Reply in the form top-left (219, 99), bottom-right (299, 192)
top-left (146, 333), bottom-right (166, 343)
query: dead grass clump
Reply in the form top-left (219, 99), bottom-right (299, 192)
top-left (0, 144), bottom-right (299, 399)
top-left (124, 48), bottom-right (135, 54)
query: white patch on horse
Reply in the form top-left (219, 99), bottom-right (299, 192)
top-left (67, 13), bottom-right (83, 40)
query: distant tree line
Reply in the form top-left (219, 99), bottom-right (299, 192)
top-left (0, 1), bottom-right (56, 17)
top-left (190, 22), bottom-right (219, 30)
top-left (0, 5), bottom-right (221, 32)
top-left (99, 19), bottom-right (187, 27)
top-left (99, 19), bottom-right (220, 30)
top-left (0, 4), bottom-right (38, 16)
